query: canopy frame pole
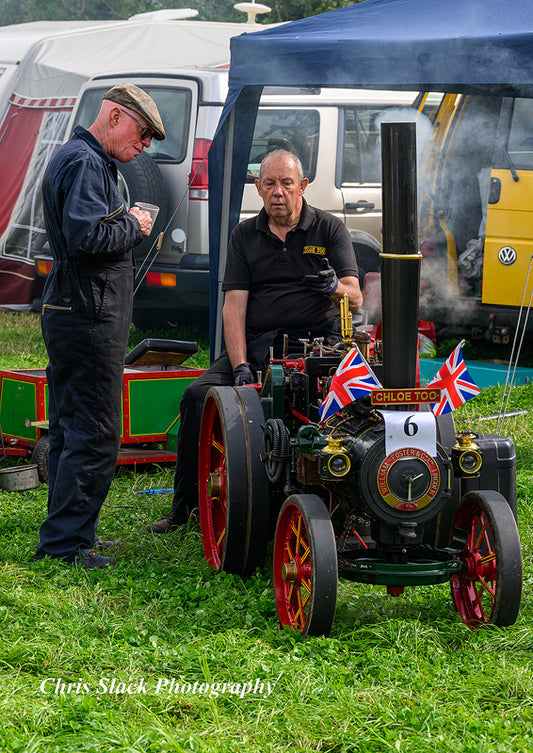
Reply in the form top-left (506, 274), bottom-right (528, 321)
top-left (214, 108), bottom-right (236, 359)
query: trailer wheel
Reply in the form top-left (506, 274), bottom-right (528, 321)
top-left (451, 490), bottom-right (522, 628)
top-left (273, 494), bottom-right (337, 637)
top-left (234, 386), bottom-right (270, 574)
top-left (31, 435), bottom-right (49, 484)
top-left (198, 387), bottom-right (249, 574)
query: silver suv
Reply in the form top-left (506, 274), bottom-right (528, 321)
top-left (41, 79), bottom-right (417, 329)
top-left (242, 87), bottom-right (417, 284)
top-left (66, 69), bottom-right (230, 329)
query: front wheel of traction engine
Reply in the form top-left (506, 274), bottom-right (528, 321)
top-left (451, 490), bottom-right (522, 628)
top-left (273, 494), bottom-right (338, 637)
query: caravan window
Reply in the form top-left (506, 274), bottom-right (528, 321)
top-left (246, 109), bottom-right (319, 182)
top-left (74, 86), bottom-right (191, 162)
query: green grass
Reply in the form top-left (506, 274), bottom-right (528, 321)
top-left (0, 310), bottom-right (211, 371)
top-left (1, 311), bottom-right (533, 752)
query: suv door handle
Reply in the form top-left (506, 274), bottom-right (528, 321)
top-left (345, 200), bottom-right (375, 213)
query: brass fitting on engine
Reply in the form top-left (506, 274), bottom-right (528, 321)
top-left (320, 437), bottom-right (352, 478)
top-left (340, 293), bottom-right (353, 345)
top-left (452, 430), bottom-right (482, 477)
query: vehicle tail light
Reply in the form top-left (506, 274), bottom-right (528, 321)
top-left (36, 259), bottom-right (53, 276)
top-left (146, 271), bottom-right (177, 287)
top-left (189, 138), bottom-right (211, 201)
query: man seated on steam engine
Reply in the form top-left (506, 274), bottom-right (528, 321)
top-left (145, 149), bottom-right (363, 533)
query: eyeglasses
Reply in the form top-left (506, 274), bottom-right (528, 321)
top-left (119, 107), bottom-right (154, 142)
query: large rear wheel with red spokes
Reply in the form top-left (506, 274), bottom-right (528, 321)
top-left (273, 494), bottom-right (337, 637)
top-left (451, 490), bottom-right (522, 628)
top-left (198, 387), bottom-right (248, 574)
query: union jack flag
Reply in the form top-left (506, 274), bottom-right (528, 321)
top-left (427, 340), bottom-right (480, 415)
top-left (319, 347), bottom-right (382, 421)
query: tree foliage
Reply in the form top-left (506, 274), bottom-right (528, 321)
top-left (0, 0), bottom-right (361, 26)
top-left (268, 0), bottom-right (359, 23)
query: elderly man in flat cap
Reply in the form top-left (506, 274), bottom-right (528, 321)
top-left (35, 84), bottom-right (166, 569)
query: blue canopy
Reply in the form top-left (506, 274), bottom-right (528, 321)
top-left (208, 0), bottom-right (533, 351)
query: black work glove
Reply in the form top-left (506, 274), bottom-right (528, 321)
top-left (233, 362), bottom-right (255, 386)
top-left (302, 258), bottom-right (339, 297)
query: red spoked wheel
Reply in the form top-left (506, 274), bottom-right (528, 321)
top-left (451, 490), bottom-right (522, 628)
top-left (273, 494), bottom-right (337, 637)
top-left (198, 387), bottom-right (248, 574)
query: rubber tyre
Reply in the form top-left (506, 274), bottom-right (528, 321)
top-left (31, 434), bottom-right (49, 484)
top-left (116, 151), bottom-right (169, 257)
top-left (234, 386), bottom-right (270, 574)
top-left (198, 387), bottom-right (249, 574)
top-left (273, 494), bottom-right (337, 637)
top-left (451, 490), bottom-right (522, 627)
top-left (352, 241), bottom-right (380, 288)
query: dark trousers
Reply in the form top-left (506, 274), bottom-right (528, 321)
top-left (170, 315), bottom-right (342, 514)
top-left (36, 262), bottom-right (132, 562)
top-left (171, 353), bottom-right (234, 514)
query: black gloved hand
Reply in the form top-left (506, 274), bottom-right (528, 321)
top-left (302, 258), bottom-right (339, 297)
top-left (233, 362), bottom-right (255, 386)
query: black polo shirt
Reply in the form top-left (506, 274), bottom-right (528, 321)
top-left (222, 199), bottom-right (358, 331)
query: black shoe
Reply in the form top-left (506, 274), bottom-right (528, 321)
top-left (144, 511), bottom-right (181, 533)
top-left (75, 550), bottom-right (116, 569)
top-left (144, 506), bottom-right (194, 533)
top-left (93, 535), bottom-right (121, 550)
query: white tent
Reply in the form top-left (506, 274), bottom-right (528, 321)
top-left (0, 14), bottom-right (261, 307)
top-left (0, 21), bottom-right (120, 105)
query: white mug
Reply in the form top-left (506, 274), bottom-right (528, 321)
top-left (134, 201), bottom-right (160, 230)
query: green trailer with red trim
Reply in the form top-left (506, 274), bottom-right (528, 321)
top-left (0, 339), bottom-right (204, 478)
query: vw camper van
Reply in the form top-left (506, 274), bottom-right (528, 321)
top-left (417, 92), bottom-right (533, 342)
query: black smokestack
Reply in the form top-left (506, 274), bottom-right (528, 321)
top-left (380, 121), bottom-right (421, 389)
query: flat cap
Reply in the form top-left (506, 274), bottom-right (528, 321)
top-left (103, 83), bottom-right (166, 141)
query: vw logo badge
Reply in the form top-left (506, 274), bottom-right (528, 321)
top-left (498, 246), bottom-right (517, 265)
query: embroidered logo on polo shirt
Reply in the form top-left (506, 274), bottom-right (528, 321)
top-left (303, 246), bottom-right (326, 256)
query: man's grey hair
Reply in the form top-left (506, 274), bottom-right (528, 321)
top-left (259, 149), bottom-right (304, 183)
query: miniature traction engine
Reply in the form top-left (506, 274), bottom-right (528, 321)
top-left (197, 123), bottom-right (522, 636)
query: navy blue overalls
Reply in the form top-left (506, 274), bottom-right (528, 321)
top-left (35, 126), bottom-right (143, 562)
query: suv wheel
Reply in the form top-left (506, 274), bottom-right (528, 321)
top-left (116, 152), bottom-right (170, 259)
